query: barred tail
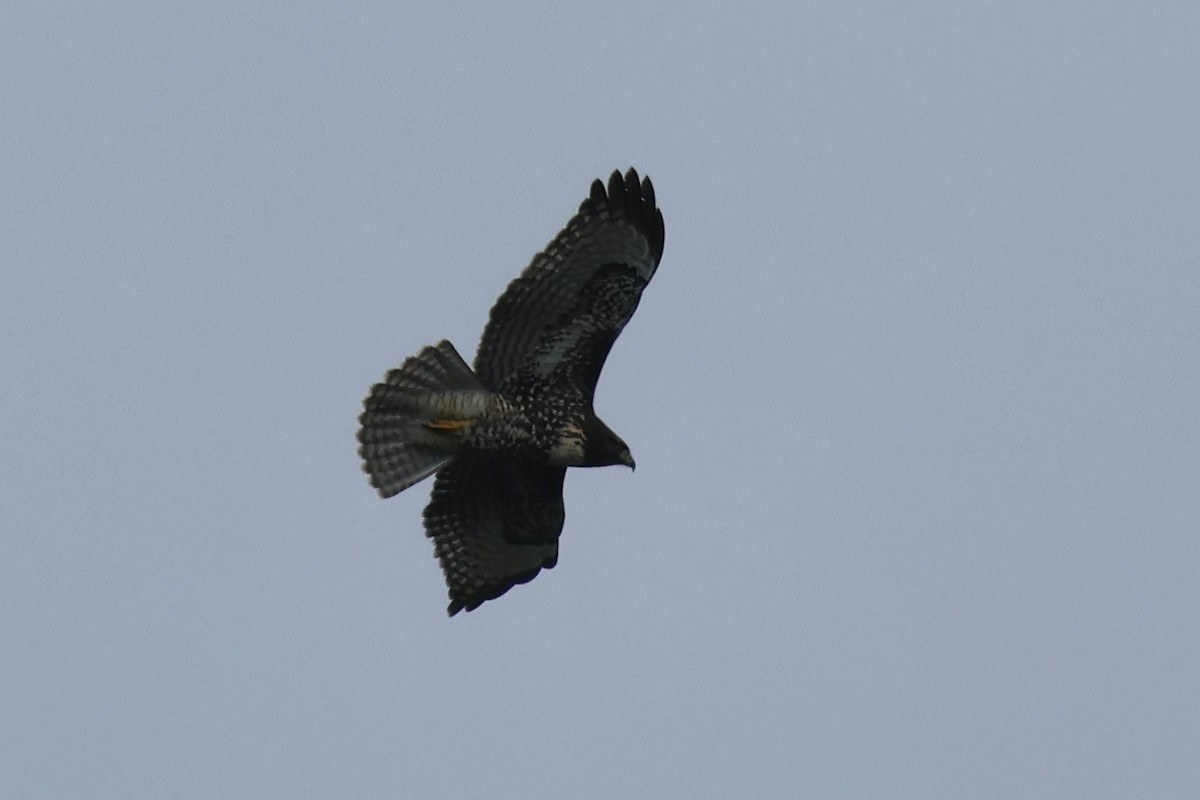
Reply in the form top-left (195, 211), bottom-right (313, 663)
top-left (358, 340), bottom-right (488, 498)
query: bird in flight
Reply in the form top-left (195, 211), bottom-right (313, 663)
top-left (358, 168), bottom-right (665, 615)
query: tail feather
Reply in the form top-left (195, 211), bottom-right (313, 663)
top-left (358, 340), bottom-right (487, 497)
top-left (379, 339), bottom-right (486, 393)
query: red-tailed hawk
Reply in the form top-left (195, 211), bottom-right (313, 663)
top-left (358, 169), bottom-right (665, 615)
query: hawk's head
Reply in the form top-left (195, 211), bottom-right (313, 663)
top-left (580, 416), bottom-right (635, 470)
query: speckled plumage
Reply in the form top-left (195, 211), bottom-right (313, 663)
top-left (358, 169), bottom-right (665, 615)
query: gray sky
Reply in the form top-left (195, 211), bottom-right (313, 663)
top-left (4, 2), bottom-right (1198, 798)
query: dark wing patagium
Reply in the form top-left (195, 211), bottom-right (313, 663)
top-left (473, 168), bottom-right (665, 391)
top-left (423, 457), bottom-right (566, 616)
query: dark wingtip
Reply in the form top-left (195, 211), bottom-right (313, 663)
top-left (596, 167), bottom-right (664, 266)
top-left (607, 169), bottom-right (623, 199)
top-left (622, 167), bottom-right (642, 201)
top-left (641, 174), bottom-right (656, 209)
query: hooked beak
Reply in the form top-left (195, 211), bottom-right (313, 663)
top-left (621, 450), bottom-right (636, 471)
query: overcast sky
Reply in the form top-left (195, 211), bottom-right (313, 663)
top-left (4, 3), bottom-right (1198, 798)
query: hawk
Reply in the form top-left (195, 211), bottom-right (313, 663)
top-left (358, 168), bottom-right (665, 615)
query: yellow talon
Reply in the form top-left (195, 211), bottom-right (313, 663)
top-left (427, 418), bottom-right (472, 431)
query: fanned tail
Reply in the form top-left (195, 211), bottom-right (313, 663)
top-left (358, 340), bottom-right (489, 497)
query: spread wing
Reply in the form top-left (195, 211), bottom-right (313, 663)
top-left (422, 456), bottom-right (567, 615)
top-left (505, 262), bottom-right (652, 404)
top-left (474, 168), bottom-right (665, 390)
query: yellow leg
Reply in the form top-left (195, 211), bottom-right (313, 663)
top-left (426, 418), bottom-right (472, 431)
